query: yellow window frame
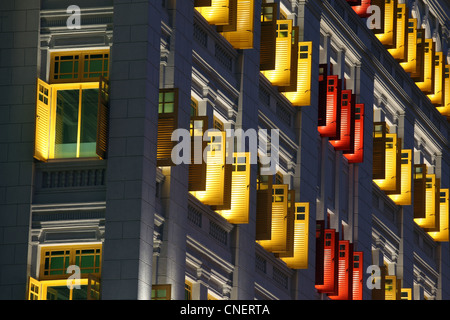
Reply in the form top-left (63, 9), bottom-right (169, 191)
top-left (39, 244), bottom-right (102, 280)
top-left (50, 49), bottom-right (110, 84)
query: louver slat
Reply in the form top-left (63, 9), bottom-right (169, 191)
top-left (96, 77), bottom-right (109, 160)
top-left (329, 241), bottom-right (353, 300)
top-left (352, 251), bottom-right (364, 300)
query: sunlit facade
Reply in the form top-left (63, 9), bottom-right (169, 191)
top-left (0, 0), bottom-right (450, 301)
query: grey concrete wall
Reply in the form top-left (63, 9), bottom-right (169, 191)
top-left (101, 0), bottom-right (161, 299)
top-left (0, 0), bottom-right (40, 300)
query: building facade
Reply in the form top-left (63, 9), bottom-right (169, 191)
top-left (0, 0), bottom-right (449, 300)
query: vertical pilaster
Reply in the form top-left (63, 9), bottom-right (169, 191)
top-left (0, 0), bottom-right (40, 300)
top-left (101, 0), bottom-right (161, 300)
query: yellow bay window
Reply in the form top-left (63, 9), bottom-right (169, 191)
top-left (34, 49), bottom-right (110, 161)
top-left (34, 77), bottom-right (109, 161)
top-left (27, 244), bottom-right (102, 300)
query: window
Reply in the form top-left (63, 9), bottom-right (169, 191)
top-left (27, 244), bottom-right (102, 300)
top-left (185, 281), bottom-right (192, 300)
top-left (157, 89), bottom-right (179, 166)
top-left (34, 49), bottom-right (110, 161)
top-left (152, 284), bottom-right (172, 300)
top-left (50, 50), bottom-right (109, 84)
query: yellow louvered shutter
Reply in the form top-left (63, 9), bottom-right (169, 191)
top-left (413, 164), bottom-right (427, 219)
top-left (388, 149), bottom-right (412, 205)
top-left (255, 174), bottom-right (273, 241)
top-left (188, 116), bottom-right (208, 191)
top-left (388, 3), bottom-right (408, 61)
top-left (260, 2), bottom-right (277, 71)
top-left (428, 189), bottom-right (449, 242)
top-left (157, 89), bottom-right (178, 167)
top-left (416, 38), bottom-right (435, 94)
top-left (196, 0), bottom-right (231, 26)
top-left (191, 130), bottom-right (229, 204)
top-left (400, 19), bottom-right (418, 73)
top-left (27, 277), bottom-right (42, 300)
top-left (372, 122), bottom-right (388, 179)
top-left (257, 184), bottom-right (289, 253)
top-left (217, 152), bottom-right (251, 224)
top-left (261, 20), bottom-right (293, 87)
top-left (278, 26), bottom-right (299, 93)
top-left (427, 52), bottom-right (445, 106)
top-left (280, 203), bottom-right (310, 269)
top-left (283, 42), bottom-right (312, 106)
top-left (220, 0), bottom-right (254, 49)
top-left (375, 0), bottom-right (397, 48)
top-left (216, 0), bottom-right (237, 32)
top-left (87, 274), bottom-right (101, 300)
top-left (436, 65), bottom-right (450, 117)
top-left (34, 78), bottom-right (52, 162)
top-left (96, 77), bottom-right (109, 160)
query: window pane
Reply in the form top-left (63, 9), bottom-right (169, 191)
top-left (46, 286), bottom-right (71, 300)
top-left (55, 90), bottom-right (79, 158)
top-left (80, 89), bottom-right (99, 157)
top-left (72, 285), bottom-right (88, 300)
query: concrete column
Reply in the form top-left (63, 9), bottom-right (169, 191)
top-left (0, 0), bottom-right (40, 300)
top-left (101, 0), bottom-right (161, 300)
top-left (157, 0), bottom-right (194, 300)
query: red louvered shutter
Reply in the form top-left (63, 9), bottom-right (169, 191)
top-left (344, 103), bottom-right (364, 163)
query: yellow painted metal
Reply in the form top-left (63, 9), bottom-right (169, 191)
top-left (373, 133), bottom-right (399, 192)
top-left (196, 0), bottom-right (230, 26)
top-left (261, 20), bottom-right (293, 87)
top-left (388, 149), bottom-right (412, 205)
top-left (415, 174), bottom-right (437, 229)
top-left (191, 131), bottom-right (228, 206)
top-left (220, 0), bottom-right (254, 49)
top-left (282, 42), bottom-right (312, 106)
top-left (217, 152), bottom-right (251, 224)
top-left (280, 203), bottom-right (309, 269)
top-left (428, 189), bottom-right (449, 242)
